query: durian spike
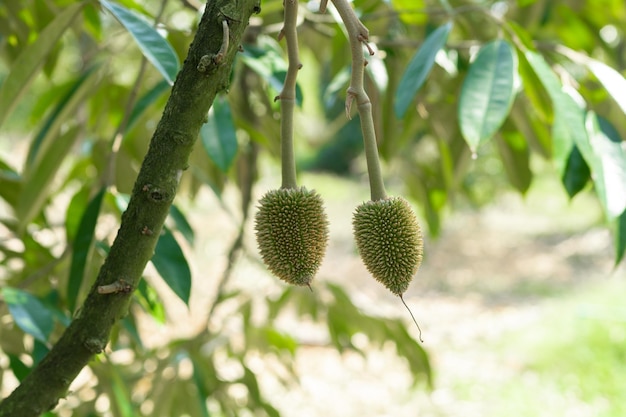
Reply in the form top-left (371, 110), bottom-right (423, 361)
top-left (400, 294), bottom-right (423, 343)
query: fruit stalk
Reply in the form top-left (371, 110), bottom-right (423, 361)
top-left (254, 0), bottom-right (329, 288)
top-left (276, 0), bottom-right (301, 189)
top-left (330, 0), bottom-right (387, 201)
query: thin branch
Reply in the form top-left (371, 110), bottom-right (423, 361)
top-left (275, 0), bottom-right (301, 189)
top-left (206, 142), bottom-right (258, 328)
top-left (330, 0), bottom-right (387, 201)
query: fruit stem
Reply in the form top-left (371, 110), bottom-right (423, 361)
top-left (400, 294), bottom-right (423, 343)
top-left (331, 0), bottom-right (387, 201)
top-left (276, 0), bottom-right (300, 189)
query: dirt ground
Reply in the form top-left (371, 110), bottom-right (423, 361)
top-left (167, 170), bottom-right (621, 417)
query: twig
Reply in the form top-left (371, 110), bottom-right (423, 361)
top-left (275, 0), bottom-right (301, 189)
top-left (330, 0), bottom-right (387, 201)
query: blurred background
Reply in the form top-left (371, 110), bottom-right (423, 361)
top-left (1, 0), bottom-right (625, 416)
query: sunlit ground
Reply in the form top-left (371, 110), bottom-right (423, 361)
top-left (165, 160), bottom-right (626, 417)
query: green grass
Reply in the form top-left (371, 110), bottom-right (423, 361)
top-left (490, 279), bottom-right (626, 417)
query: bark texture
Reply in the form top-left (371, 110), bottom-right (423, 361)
top-left (0, 0), bottom-right (259, 415)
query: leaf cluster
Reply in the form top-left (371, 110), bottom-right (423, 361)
top-left (1, 0), bottom-right (626, 415)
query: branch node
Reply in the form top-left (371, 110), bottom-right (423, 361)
top-left (345, 89), bottom-right (357, 119)
top-left (196, 19), bottom-right (230, 71)
top-left (238, 44), bottom-right (244, 52)
top-left (143, 184), bottom-right (168, 202)
top-left (97, 279), bottom-right (133, 295)
top-left (197, 55), bottom-right (212, 73)
top-left (140, 226), bottom-right (153, 236)
top-left (83, 337), bottom-right (106, 354)
top-left (358, 33), bottom-right (375, 55)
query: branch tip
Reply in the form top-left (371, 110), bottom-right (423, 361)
top-left (213, 19), bottom-right (230, 64)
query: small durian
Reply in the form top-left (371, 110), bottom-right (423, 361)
top-left (255, 187), bottom-right (329, 287)
top-left (353, 196), bottom-right (424, 340)
top-left (352, 196), bottom-right (423, 295)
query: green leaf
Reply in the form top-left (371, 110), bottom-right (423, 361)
top-left (394, 22), bottom-right (452, 118)
top-left (587, 59), bottom-right (626, 115)
top-left (135, 280), bottom-right (166, 324)
top-left (458, 39), bottom-right (517, 151)
top-left (262, 327), bottom-right (297, 356)
top-left (68, 188), bottom-right (106, 313)
top-left (18, 126), bottom-right (79, 229)
top-left (127, 79), bottom-right (170, 131)
top-left (584, 112), bottom-right (626, 219)
top-left (391, 0), bottom-right (426, 25)
top-left (25, 66), bottom-right (99, 167)
top-left (32, 340), bottom-right (50, 366)
top-left (516, 48), bottom-right (553, 123)
top-left (152, 227), bottom-right (192, 305)
top-left (525, 51), bottom-right (585, 173)
top-left (200, 95), bottom-right (239, 172)
top-left (8, 354), bottom-right (31, 382)
top-left (241, 366), bottom-right (262, 404)
top-left (387, 319), bottom-right (432, 387)
top-left (18, 67), bottom-right (101, 229)
top-left (0, 159), bottom-right (22, 209)
top-left (0, 2), bottom-right (85, 129)
top-left (239, 39), bottom-right (303, 106)
top-left (110, 365), bottom-right (136, 417)
top-left (616, 209), bottom-right (626, 266)
top-left (121, 316), bottom-right (144, 348)
top-left (506, 21), bottom-right (535, 50)
top-left (2, 287), bottom-right (55, 343)
top-left (562, 145), bottom-right (591, 198)
top-left (100, 0), bottom-right (180, 85)
top-left (65, 186), bottom-right (91, 243)
top-left (496, 129), bottom-right (532, 194)
top-left (169, 204), bottom-right (195, 246)
top-left (191, 358), bottom-right (211, 417)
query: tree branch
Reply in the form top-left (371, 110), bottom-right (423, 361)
top-left (0, 0), bottom-right (259, 415)
top-left (331, 0), bottom-right (387, 201)
top-left (276, 0), bottom-right (301, 189)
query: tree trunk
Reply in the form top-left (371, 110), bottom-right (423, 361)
top-left (0, 0), bottom-right (259, 415)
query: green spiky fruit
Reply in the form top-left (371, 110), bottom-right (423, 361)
top-left (255, 187), bottom-right (329, 287)
top-left (352, 197), bottom-right (423, 295)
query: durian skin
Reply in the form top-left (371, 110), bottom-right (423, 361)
top-left (352, 197), bottom-right (423, 295)
top-left (255, 187), bottom-right (329, 286)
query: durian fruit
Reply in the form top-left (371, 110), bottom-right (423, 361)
top-left (352, 196), bottom-right (423, 296)
top-left (255, 187), bottom-right (329, 287)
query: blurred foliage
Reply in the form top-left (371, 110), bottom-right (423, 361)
top-left (0, 0), bottom-right (626, 415)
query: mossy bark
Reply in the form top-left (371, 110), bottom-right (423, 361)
top-left (0, 1), bottom-right (259, 416)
